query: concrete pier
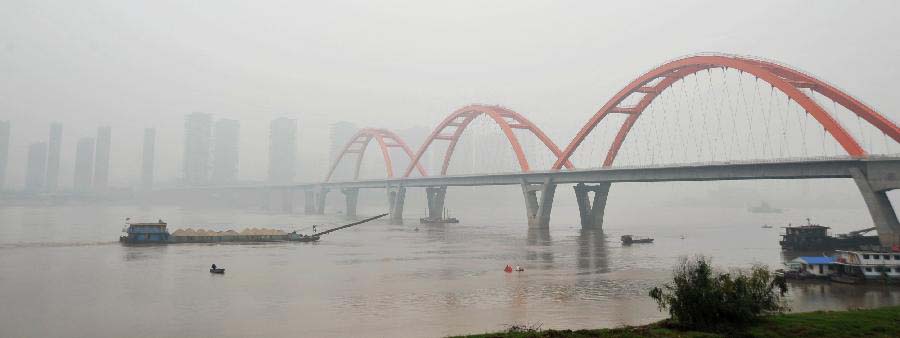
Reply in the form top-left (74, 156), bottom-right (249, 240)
top-left (304, 190), bottom-right (316, 214)
top-left (850, 164), bottom-right (900, 247)
top-left (343, 188), bottom-right (359, 217)
top-left (387, 185), bottom-right (406, 224)
top-left (280, 188), bottom-right (294, 213)
top-left (521, 178), bottom-right (556, 228)
top-left (425, 186), bottom-right (447, 219)
top-left (315, 188), bottom-right (329, 214)
top-left (574, 183), bottom-right (611, 229)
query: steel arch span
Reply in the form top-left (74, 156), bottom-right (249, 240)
top-left (403, 104), bottom-right (575, 177)
top-left (551, 54), bottom-right (900, 170)
top-left (325, 128), bottom-right (427, 182)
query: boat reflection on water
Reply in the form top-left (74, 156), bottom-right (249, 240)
top-left (787, 282), bottom-right (900, 312)
top-left (122, 244), bottom-right (168, 262)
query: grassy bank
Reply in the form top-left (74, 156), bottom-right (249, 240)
top-left (453, 305), bottom-right (900, 338)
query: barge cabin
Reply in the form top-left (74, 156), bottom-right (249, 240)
top-left (120, 220), bottom-right (170, 244)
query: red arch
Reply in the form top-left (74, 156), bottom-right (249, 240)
top-left (552, 54), bottom-right (900, 169)
top-left (325, 128), bottom-right (427, 182)
top-left (403, 104), bottom-right (575, 177)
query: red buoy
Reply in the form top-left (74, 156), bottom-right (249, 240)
top-left (504, 265), bottom-right (513, 273)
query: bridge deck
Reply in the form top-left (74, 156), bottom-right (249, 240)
top-left (205, 157), bottom-right (899, 190)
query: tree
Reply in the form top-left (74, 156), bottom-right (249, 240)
top-left (649, 256), bottom-right (788, 331)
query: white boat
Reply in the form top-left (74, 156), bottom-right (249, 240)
top-left (831, 250), bottom-right (900, 283)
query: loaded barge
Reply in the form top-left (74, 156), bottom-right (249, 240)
top-left (779, 218), bottom-right (880, 251)
top-left (120, 214), bottom-right (386, 244)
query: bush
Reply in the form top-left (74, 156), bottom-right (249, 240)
top-left (649, 256), bottom-right (788, 331)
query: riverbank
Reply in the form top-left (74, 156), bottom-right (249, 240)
top-left (454, 305), bottom-right (900, 338)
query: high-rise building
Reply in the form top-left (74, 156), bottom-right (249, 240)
top-left (329, 121), bottom-right (357, 180)
top-left (93, 126), bottom-right (111, 189)
top-left (25, 142), bottom-right (48, 192)
top-left (0, 121), bottom-right (9, 191)
top-left (268, 117), bottom-right (297, 184)
top-left (211, 119), bottom-right (240, 184)
top-left (183, 113), bottom-right (212, 185)
top-left (141, 128), bottom-right (155, 190)
top-left (74, 137), bottom-right (95, 192)
top-left (45, 122), bottom-right (62, 191)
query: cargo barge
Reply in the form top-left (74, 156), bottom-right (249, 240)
top-left (779, 218), bottom-right (880, 251)
top-left (119, 214), bottom-right (386, 244)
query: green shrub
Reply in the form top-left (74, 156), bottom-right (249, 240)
top-left (649, 256), bottom-right (788, 331)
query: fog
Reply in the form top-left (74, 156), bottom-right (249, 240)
top-left (4, 4), bottom-right (900, 336)
top-left (1, 0), bottom-right (899, 190)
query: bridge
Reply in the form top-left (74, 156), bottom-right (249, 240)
top-left (171, 54), bottom-right (900, 247)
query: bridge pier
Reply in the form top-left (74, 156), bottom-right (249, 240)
top-left (315, 188), bottom-right (329, 215)
top-left (280, 188), bottom-right (294, 213)
top-left (387, 185), bottom-right (406, 224)
top-left (304, 190), bottom-right (316, 214)
top-left (850, 166), bottom-right (900, 248)
top-left (343, 188), bottom-right (359, 217)
top-left (425, 186), bottom-right (448, 219)
top-left (574, 182), bottom-right (611, 229)
top-left (260, 189), bottom-right (271, 211)
top-left (521, 178), bottom-right (557, 228)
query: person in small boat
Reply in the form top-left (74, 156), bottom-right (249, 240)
top-left (312, 225), bottom-right (317, 233)
top-left (211, 264), bottom-right (217, 270)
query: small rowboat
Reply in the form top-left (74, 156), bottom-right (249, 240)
top-left (210, 268), bottom-right (225, 274)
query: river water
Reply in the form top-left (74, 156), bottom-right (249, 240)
top-left (2, 200), bottom-right (899, 337)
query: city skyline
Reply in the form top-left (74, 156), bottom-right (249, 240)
top-left (73, 137), bottom-right (95, 192)
top-left (211, 119), bottom-right (240, 185)
top-left (0, 121), bottom-right (9, 191)
top-left (45, 122), bottom-right (62, 191)
top-left (183, 112), bottom-right (212, 186)
top-left (268, 117), bottom-right (297, 184)
top-left (24, 142), bottom-right (47, 192)
top-left (93, 126), bottom-right (111, 190)
top-left (141, 128), bottom-right (155, 190)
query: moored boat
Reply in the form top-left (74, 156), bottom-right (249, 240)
top-left (831, 250), bottom-right (900, 282)
top-left (782, 256), bottom-right (834, 280)
top-left (779, 218), bottom-right (880, 251)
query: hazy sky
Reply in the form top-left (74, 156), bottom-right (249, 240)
top-left (2, 0), bottom-right (899, 188)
